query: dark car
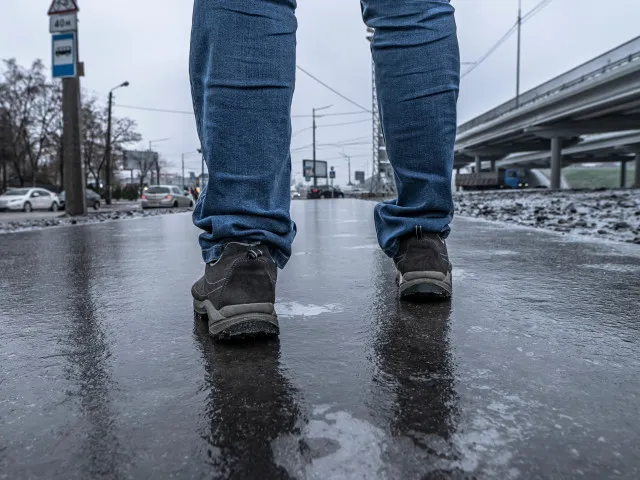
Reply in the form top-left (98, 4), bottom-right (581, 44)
top-left (307, 186), bottom-right (345, 199)
top-left (59, 189), bottom-right (102, 210)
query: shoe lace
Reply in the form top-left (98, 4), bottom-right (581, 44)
top-left (247, 248), bottom-right (264, 260)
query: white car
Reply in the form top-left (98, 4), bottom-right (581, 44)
top-left (0, 188), bottom-right (61, 213)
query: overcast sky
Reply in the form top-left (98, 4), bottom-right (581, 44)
top-left (1, 0), bottom-right (638, 185)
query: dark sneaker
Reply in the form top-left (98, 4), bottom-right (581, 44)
top-left (192, 242), bottom-right (279, 340)
top-left (393, 229), bottom-right (452, 300)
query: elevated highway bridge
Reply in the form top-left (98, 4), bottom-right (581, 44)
top-left (454, 35), bottom-right (640, 188)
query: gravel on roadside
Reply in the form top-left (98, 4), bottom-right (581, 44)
top-left (454, 189), bottom-right (640, 245)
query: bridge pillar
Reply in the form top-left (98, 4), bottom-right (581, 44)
top-left (550, 137), bottom-right (562, 190)
top-left (490, 160), bottom-right (496, 172)
top-left (635, 152), bottom-right (640, 188)
top-left (620, 160), bottom-right (627, 188)
top-left (475, 156), bottom-right (481, 174)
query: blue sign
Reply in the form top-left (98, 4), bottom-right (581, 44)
top-left (51, 32), bottom-right (76, 78)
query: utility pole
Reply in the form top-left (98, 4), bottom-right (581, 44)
top-left (516, 0), bottom-right (522, 107)
top-left (105, 81), bottom-right (129, 204)
top-left (151, 141), bottom-right (160, 185)
top-left (106, 91), bottom-right (113, 203)
top-left (182, 153), bottom-right (185, 190)
top-left (312, 105), bottom-right (332, 187)
top-left (312, 108), bottom-right (317, 187)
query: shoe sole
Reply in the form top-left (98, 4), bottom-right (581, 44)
top-left (397, 271), bottom-right (452, 301)
top-left (193, 299), bottom-right (279, 340)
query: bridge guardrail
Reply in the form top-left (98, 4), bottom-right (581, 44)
top-left (458, 36), bottom-right (640, 135)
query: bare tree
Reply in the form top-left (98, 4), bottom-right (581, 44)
top-left (1, 58), bottom-right (143, 189)
top-left (0, 59), bottom-right (53, 186)
top-left (24, 80), bottom-right (61, 186)
top-left (81, 95), bottom-right (142, 189)
top-left (80, 95), bottom-right (106, 187)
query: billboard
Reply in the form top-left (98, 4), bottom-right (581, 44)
top-left (303, 159), bottom-right (327, 179)
top-left (354, 171), bottom-right (365, 183)
top-left (123, 150), bottom-right (158, 170)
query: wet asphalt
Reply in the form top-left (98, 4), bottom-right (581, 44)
top-left (1, 199), bottom-right (639, 479)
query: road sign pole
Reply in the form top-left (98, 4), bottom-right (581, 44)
top-left (62, 76), bottom-right (86, 215)
top-left (50, 0), bottom-right (84, 214)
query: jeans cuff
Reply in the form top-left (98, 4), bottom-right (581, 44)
top-left (201, 242), bottom-right (290, 269)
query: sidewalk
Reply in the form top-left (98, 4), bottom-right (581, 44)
top-left (1, 199), bottom-right (639, 478)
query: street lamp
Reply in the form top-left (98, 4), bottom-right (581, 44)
top-left (105, 81), bottom-right (130, 205)
top-left (181, 148), bottom-right (202, 189)
top-left (148, 137), bottom-right (170, 185)
top-left (339, 151), bottom-right (353, 186)
top-left (312, 104), bottom-right (332, 186)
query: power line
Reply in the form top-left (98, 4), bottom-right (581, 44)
top-left (292, 118), bottom-right (370, 139)
top-left (461, 0), bottom-right (554, 79)
top-left (115, 104), bottom-right (193, 115)
top-left (303, 111), bottom-right (370, 118)
top-left (296, 65), bottom-right (371, 113)
top-left (114, 102), bottom-right (369, 120)
top-left (319, 118), bottom-right (371, 128)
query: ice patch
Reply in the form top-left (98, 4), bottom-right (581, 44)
top-left (582, 263), bottom-right (640, 273)
top-left (277, 302), bottom-right (343, 318)
top-left (346, 244), bottom-right (378, 250)
top-left (492, 250), bottom-right (518, 256)
top-left (273, 401), bottom-right (525, 479)
top-left (454, 268), bottom-right (475, 282)
top-left (273, 410), bottom-right (387, 480)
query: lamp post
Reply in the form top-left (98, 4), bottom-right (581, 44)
top-left (181, 148), bottom-right (202, 189)
top-left (148, 137), bottom-right (170, 185)
top-left (312, 104), bottom-right (332, 186)
top-left (339, 152), bottom-right (353, 186)
top-left (105, 81), bottom-right (129, 204)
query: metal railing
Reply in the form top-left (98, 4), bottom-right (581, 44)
top-left (458, 35), bottom-right (640, 134)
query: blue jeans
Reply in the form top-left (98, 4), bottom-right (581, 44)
top-left (190, 0), bottom-right (459, 268)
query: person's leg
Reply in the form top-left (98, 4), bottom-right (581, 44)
top-left (189, 0), bottom-right (297, 339)
top-left (361, 0), bottom-right (459, 299)
top-left (190, 0), bottom-right (297, 269)
top-left (361, 0), bottom-right (459, 253)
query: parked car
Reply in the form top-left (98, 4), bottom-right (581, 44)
top-left (0, 188), bottom-right (61, 212)
top-left (59, 189), bottom-right (102, 210)
top-left (140, 185), bottom-right (194, 209)
top-left (307, 186), bottom-right (345, 199)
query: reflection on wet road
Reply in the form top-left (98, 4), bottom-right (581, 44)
top-left (1, 200), bottom-right (639, 478)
